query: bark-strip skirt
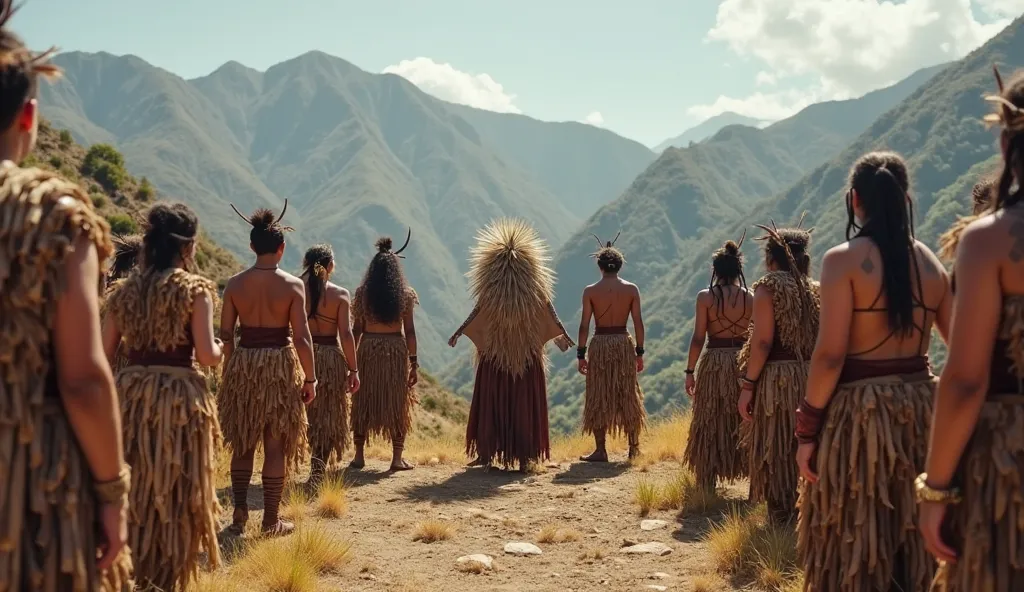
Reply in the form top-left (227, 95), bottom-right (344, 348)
top-left (218, 345), bottom-right (308, 473)
top-left (118, 364), bottom-right (222, 592)
top-left (466, 353), bottom-right (550, 469)
top-left (747, 359), bottom-right (807, 511)
top-left (582, 332), bottom-right (646, 437)
top-left (308, 342), bottom-right (351, 464)
top-left (685, 345), bottom-right (747, 487)
top-left (798, 370), bottom-right (935, 592)
top-left (931, 396), bottom-right (1024, 592)
top-left (351, 333), bottom-right (414, 443)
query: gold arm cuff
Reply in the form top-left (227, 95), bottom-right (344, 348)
top-left (915, 472), bottom-right (962, 504)
top-left (94, 464), bottom-right (131, 506)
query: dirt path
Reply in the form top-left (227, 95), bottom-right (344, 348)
top-left (314, 456), bottom-right (747, 592)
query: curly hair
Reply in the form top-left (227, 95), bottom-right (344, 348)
top-left (360, 236), bottom-right (408, 325)
top-left (971, 177), bottom-right (996, 215)
top-left (709, 238), bottom-right (747, 315)
top-left (143, 202), bottom-right (198, 271)
top-left (302, 243), bottom-right (334, 319)
top-left (595, 246), bottom-right (624, 273)
top-left (0, 1), bottom-right (59, 134)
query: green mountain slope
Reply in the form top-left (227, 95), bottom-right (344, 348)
top-left (653, 111), bottom-right (764, 153)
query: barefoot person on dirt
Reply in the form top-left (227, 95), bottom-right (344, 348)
top-left (219, 201), bottom-right (315, 537)
top-left (0, 3), bottom-right (133, 587)
top-left (683, 234), bottom-right (752, 491)
top-left (451, 219), bottom-right (574, 472)
top-left (576, 233), bottom-right (646, 462)
top-left (302, 243), bottom-right (360, 486)
top-left (349, 233), bottom-right (419, 472)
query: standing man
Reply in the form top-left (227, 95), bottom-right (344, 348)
top-left (576, 234), bottom-right (646, 462)
top-left (219, 201), bottom-right (316, 537)
top-left (450, 218), bottom-right (574, 472)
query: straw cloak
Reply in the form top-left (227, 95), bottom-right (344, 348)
top-left (930, 296), bottom-right (1024, 592)
top-left (0, 163), bottom-right (133, 592)
top-left (738, 271), bottom-right (820, 518)
top-left (684, 336), bottom-right (748, 488)
top-left (106, 268), bottom-right (222, 591)
top-left (308, 336), bottom-right (351, 466)
top-left (581, 328), bottom-right (646, 439)
top-left (350, 286), bottom-right (419, 443)
top-left (460, 219), bottom-right (571, 469)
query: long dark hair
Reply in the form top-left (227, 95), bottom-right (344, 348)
top-left (0, 1), bottom-right (59, 133)
top-left (302, 243), bottom-right (333, 319)
top-left (143, 202), bottom-right (198, 271)
top-left (985, 67), bottom-right (1024, 213)
top-left (361, 235), bottom-right (409, 324)
top-left (709, 231), bottom-right (747, 316)
top-left (845, 151), bottom-right (918, 335)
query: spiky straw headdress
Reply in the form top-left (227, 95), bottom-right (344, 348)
top-left (984, 65), bottom-right (1024, 134)
top-left (467, 218), bottom-right (556, 374)
top-left (753, 214), bottom-right (817, 327)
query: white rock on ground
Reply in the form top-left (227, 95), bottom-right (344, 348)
top-left (640, 519), bottom-right (668, 531)
top-left (647, 586), bottom-right (668, 591)
top-left (504, 542), bottom-right (543, 556)
top-left (456, 554), bottom-right (494, 570)
top-left (620, 542), bottom-right (673, 556)
top-left (650, 572), bottom-right (670, 580)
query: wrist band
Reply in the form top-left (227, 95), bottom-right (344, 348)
top-left (409, 355), bottom-right (418, 364)
top-left (304, 379), bottom-right (317, 384)
top-left (348, 368), bottom-right (359, 374)
top-left (684, 369), bottom-right (694, 375)
top-left (94, 464), bottom-right (131, 506)
top-left (577, 346), bottom-right (587, 360)
top-left (795, 398), bottom-right (827, 444)
top-left (635, 346), bottom-right (645, 356)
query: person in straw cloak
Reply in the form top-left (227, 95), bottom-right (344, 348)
top-left (102, 233), bottom-right (143, 375)
top-left (219, 200), bottom-right (316, 537)
top-left (348, 232), bottom-right (419, 472)
top-left (576, 233), bottom-right (646, 462)
top-left (794, 151), bottom-right (951, 592)
top-left (449, 218), bottom-right (574, 472)
top-left (683, 233), bottom-right (752, 491)
top-left (101, 202), bottom-right (226, 591)
top-left (0, 2), bottom-right (133, 587)
top-left (301, 243), bottom-right (360, 486)
top-left (919, 67), bottom-right (1024, 592)
top-left (737, 216), bottom-right (820, 523)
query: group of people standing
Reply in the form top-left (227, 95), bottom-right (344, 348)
top-left (682, 68), bottom-right (1024, 591)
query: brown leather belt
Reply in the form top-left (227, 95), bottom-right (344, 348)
top-left (839, 356), bottom-right (930, 384)
top-left (312, 334), bottom-right (340, 346)
top-left (595, 326), bottom-right (628, 335)
top-left (707, 337), bottom-right (744, 349)
top-left (239, 326), bottom-right (292, 348)
top-left (125, 344), bottom-right (194, 368)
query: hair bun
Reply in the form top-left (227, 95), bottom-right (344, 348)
top-left (376, 237), bottom-right (393, 252)
top-left (723, 240), bottom-right (739, 256)
top-left (250, 208), bottom-right (275, 229)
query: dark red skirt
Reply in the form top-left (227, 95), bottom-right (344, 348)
top-left (465, 354), bottom-right (550, 469)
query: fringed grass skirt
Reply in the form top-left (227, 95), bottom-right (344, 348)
top-left (582, 333), bottom-right (646, 437)
top-left (466, 354), bottom-right (550, 470)
top-left (0, 402), bottom-right (134, 592)
top-left (798, 374), bottom-right (935, 592)
top-left (931, 397), bottom-right (1024, 592)
top-left (685, 347), bottom-right (747, 488)
top-left (351, 334), bottom-right (414, 443)
top-left (112, 343), bottom-right (130, 376)
top-left (218, 346), bottom-right (308, 474)
top-left (748, 360), bottom-right (807, 513)
top-left (117, 365), bottom-right (222, 592)
top-left (308, 344), bottom-right (350, 464)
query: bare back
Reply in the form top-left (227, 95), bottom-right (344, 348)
top-left (225, 268), bottom-right (304, 329)
top-left (583, 276), bottom-right (639, 328)
top-left (701, 285), bottom-right (753, 339)
top-left (837, 238), bottom-right (951, 360)
top-left (305, 280), bottom-right (348, 337)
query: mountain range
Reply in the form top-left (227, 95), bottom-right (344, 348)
top-left (653, 111), bottom-right (765, 153)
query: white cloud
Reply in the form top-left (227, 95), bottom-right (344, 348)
top-left (688, 0), bottom-right (1012, 122)
top-left (583, 111), bottom-right (605, 126)
top-left (382, 57), bottom-right (521, 114)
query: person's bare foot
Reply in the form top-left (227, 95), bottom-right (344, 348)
top-left (628, 445), bottom-right (641, 460)
top-left (348, 458), bottom-right (365, 470)
top-left (580, 450), bottom-right (609, 463)
top-left (228, 508), bottom-right (248, 535)
top-left (261, 519), bottom-right (295, 537)
top-left (389, 459), bottom-right (415, 472)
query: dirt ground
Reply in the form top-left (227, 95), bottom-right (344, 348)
top-left (300, 455), bottom-right (748, 592)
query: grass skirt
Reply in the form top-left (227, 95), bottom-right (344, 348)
top-left (0, 402), bottom-right (134, 592)
top-left (118, 365), bottom-right (222, 591)
top-left (308, 344), bottom-right (350, 464)
top-left (582, 333), bottom-right (646, 437)
top-left (351, 334), bottom-right (414, 442)
top-left (931, 397), bottom-right (1024, 592)
top-left (466, 354), bottom-right (550, 469)
top-left (798, 374), bottom-right (935, 591)
top-left (218, 346), bottom-right (308, 474)
top-left (748, 360), bottom-right (807, 513)
top-left (685, 347), bottom-right (747, 488)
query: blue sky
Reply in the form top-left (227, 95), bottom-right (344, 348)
top-left (14, 0), bottom-right (1021, 147)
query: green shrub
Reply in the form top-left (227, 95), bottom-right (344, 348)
top-left (136, 177), bottom-right (154, 201)
top-left (48, 155), bottom-right (62, 169)
top-left (92, 161), bottom-right (125, 192)
top-left (195, 248), bottom-right (210, 269)
top-left (58, 129), bottom-right (73, 147)
top-left (106, 214), bottom-right (137, 235)
top-left (82, 144), bottom-right (128, 192)
top-left (22, 153), bottom-right (40, 168)
top-left (90, 193), bottom-right (107, 208)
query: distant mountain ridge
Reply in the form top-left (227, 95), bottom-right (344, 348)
top-left (653, 112), bottom-right (765, 153)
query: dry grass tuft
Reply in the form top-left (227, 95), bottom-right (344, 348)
top-left (229, 522), bottom-right (351, 592)
top-left (577, 547), bottom-right (608, 563)
top-left (536, 524), bottom-right (582, 544)
top-left (657, 468), bottom-right (729, 515)
top-left (412, 520), bottom-right (455, 543)
top-left (280, 481), bottom-right (310, 523)
top-left (704, 504), bottom-right (801, 591)
top-left (692, 574), bottom-right (726, 592)
top-left (314, 473), bottom-right (348, 519)
top-left (456, 559), bottom-right (492, 574)
top-left (634, 476), bottom-right (660, 517)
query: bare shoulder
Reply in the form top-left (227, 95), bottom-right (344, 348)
top-left (621, 279), bottom-right (640, 293)
top-left (328, 282), bottom-right (351, 300)
top-left (959, 210), bottom-right (1008, 258)
top-left (695, 288), bottom-right (711, 304)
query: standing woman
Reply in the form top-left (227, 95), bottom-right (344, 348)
top-left (349, 233), bottom-right (420, 472)
top-left (684, 234), bottom-right (752, 491)
top-left (795, 152), bottom-right (951, 591)
top-left (737, 218), bottom-right (820, 523)
top-left (302, 244), bottom-right (360, 485)
top-left (103, 202), bottom-right (224, 591)
top-left (920, 68), bottom-right (1024, 591)
top-left (0, 2), bottom-right (132, 588)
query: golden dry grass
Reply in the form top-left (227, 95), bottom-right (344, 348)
top-left (704, 504), bottom-right (801, 592)
top-left (314, 473), bottom-right (348, 519)
top-left (634, 476), bottom-right (660, 517)
top-left (412, 520), bottom-right (455, 543)
top-left (536, 524), bottom-right (582, 544)
top-left (692, 574), bottom-right (726, 592)
top-left (214, 522), bottom-right (351, 592)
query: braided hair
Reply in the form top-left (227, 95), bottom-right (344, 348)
top-left (302, 243), bottom-right (334, 319)
top-left (142, 202), bottom-right (198, 271)
top-left (0, 1), bottom-right (59, 136)
top-left (709, 231), bottom-right (747, 316)
top-left (984, 66), bottom-right (1024, 213)
top-left (229, 199), bottom-right (293, 255)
